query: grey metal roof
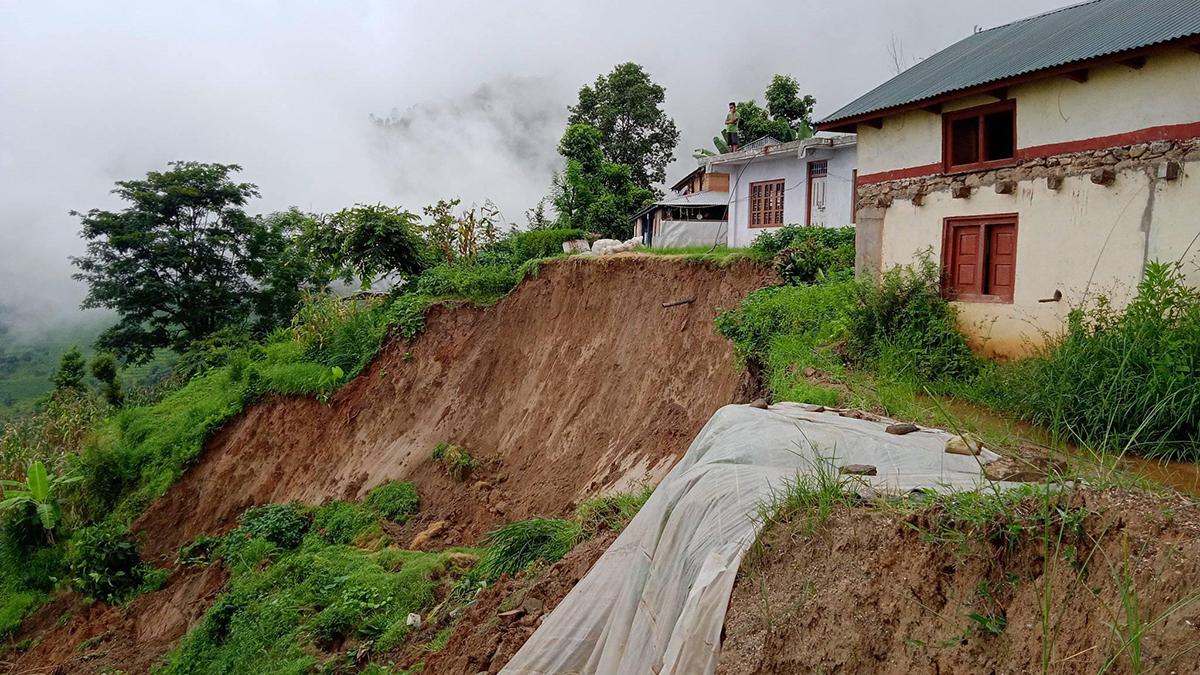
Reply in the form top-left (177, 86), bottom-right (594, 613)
top-left (657, 190), bottom-right (731, 208)
top-left (820, 0), bottom-right (1200, 125)
top-left (631, 190), bottom-right (730, 221)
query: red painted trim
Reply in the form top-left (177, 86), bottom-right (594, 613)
top-left (816, 37), bottom-right (1196, 133)
top-left (856, 162), bottom-right (943, 185)
top-left (859, 120), bottom-right (1200, 186)
top-left (1016, 120), bottom-right (1200, 160)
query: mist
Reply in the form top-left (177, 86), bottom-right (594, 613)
top-left (0, 0), bottom-right (1054, 342)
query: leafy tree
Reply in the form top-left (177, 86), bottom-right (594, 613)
top-left (525, 198), bottom-right (552, 230)
top-left (71, 162), bottom-right (263, 363)
top-left (567, 62), bottom-right (680, 191)
top-left (249, 209), bottom-right (327, 332)
top-left (299, 204), bottom-right (428, 289)
top-left (89, 352), bottom-right (124, 408)
top-left (421, 199), bottom-right (461, 267)
top-left (765, 74), bottom-right (816, 134)
top-left (552, 124), bottom-right (653, 240)
top-left (704, 75), bottom-right (817, 152)
top-left (51, 347), bottom-right (87, 391)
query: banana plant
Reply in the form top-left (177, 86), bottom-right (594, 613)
top-left (0, 461), bottom-right (81, 537)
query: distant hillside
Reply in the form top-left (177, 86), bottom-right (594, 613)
top-left (0, 317), bottom-right (175, 422)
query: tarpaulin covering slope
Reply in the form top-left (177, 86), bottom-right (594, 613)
top-left (501, 402), bottom-right (1003, 675)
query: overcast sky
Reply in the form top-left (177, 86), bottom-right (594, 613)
top-left (0, 0), bottom-right (1057, 340)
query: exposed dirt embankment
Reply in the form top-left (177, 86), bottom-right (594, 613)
top-left (136, 255), bottom-right (774, 560)
top-left (6, 255), bottom-right (773, 675)
top-left (718, 489), bottom-right (1200, 675)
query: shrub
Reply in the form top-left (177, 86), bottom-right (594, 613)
top-left (173, 327), bottom-right (255, 382)
top-left (973, 262), bottom-right (1200, 459)
top-left (504, 228), bottom-right (586, 264)
top-left (476, 518), bottom-right (581, 582)
top-left (365, 481), bottom-right (420, 524)
top-left (314, 500), bottom-right (379, 545)
top-left (749, 225), bottom-right (855, 284)
top-left (66, 524), bottom-right (147, 603)
top-left (229, 503), bottom-right (310, 550)
top-left (430, 443), bottom-right (474, 481)
top-left (846, 254), bottom-right (978, 383)
top-left (414, 265), bottom-right (524, 304)
top-left (177, 535), bottom-right (220, 566)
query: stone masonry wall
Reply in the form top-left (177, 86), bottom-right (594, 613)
top-left (857, 137), bottom-right (1200, 210)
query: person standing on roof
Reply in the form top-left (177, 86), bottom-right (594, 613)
top-left (725, 102), bottom-right (739, 153)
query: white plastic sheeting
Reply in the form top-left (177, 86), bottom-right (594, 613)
top-left (501, 402), bottom-right (1002, 675)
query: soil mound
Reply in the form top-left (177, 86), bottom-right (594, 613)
top-left (719, 488), bottom-right (1200, 675)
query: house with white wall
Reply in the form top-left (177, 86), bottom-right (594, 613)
top-left (704, 135), bottom-right (857, 248)
top-left (632, 135), bottom-right (857, 248)
top-left (818, 0), bottom-right (1200, 358)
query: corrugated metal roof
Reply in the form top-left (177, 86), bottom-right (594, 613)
top-left (820, 0), bottom-right (1200, 125)
top-left (657, 190), bottom-right (731, 207)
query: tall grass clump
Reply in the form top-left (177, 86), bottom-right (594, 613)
top-left (973, 262), bottom-right (1200, 459)
top-left (475, 518), bottom-right (581, 582)
top-left (575, 485), bottom-right (653, 538)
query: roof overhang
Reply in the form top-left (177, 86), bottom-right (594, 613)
top-left (817, 35), bottom-right (1200, 133)
top-left (669, 166), bottom-right (705, 193)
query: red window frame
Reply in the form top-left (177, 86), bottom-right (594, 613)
top-left (941, 99), bottom-right (1017, 174)
top-left (941, 214), bottom-right (1018, 303)
top-left (749, 179), bottom-right (785, 228)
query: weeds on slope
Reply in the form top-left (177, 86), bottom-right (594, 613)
top-left (717, 253), bottom-right (1199, 461)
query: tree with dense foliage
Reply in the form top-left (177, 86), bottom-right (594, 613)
top-left (249, 208), bottom-right (327, 332)
top-left (298, 203), bottom-right (429, 289)
top-left (764, 74), bottom-right (816, 135)
top-left (50, 347), bottom-right (87, 391)
top-left (71, 162), bottom-right (263, 363)
top-left (552, 124), bottom-right (653, 240)
top-left (567, 62), bottom-right (680, 192)
top-left (89, 352), bottom-right (124, 408)
top-left (696, 75), bottom-right (816, 157)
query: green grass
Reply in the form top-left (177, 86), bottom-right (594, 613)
top-left (160, 534), bottom-right (480, 675)
top-left (475, 519), bottom-right (582, 583)
top-left (631, 244), bottom-right (756, 266)
top-left (575, 485), bottom-right (653, 538)
top-left (364, 481), bottom-right (420, 524)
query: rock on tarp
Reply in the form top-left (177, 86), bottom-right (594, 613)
top-left (501, 402), bottom-right (1002, 675)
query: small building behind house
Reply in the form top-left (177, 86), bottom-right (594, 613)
top-left (819, 0), bottom-right (1200, 358)
top-left (634, 134), bottom-right (857, 249)
top-left (703, 135), bottom-right (857, 248)
top-left (632, 166), bottom-right (730, 248)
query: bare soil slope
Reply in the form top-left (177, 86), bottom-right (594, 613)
top-left (6, 256), bottom-right (773, 675)
top-left (134, 255), bottom-right (774, 560)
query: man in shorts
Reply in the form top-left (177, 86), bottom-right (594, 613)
top-left (725, 102), bottom-right (739, 152)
